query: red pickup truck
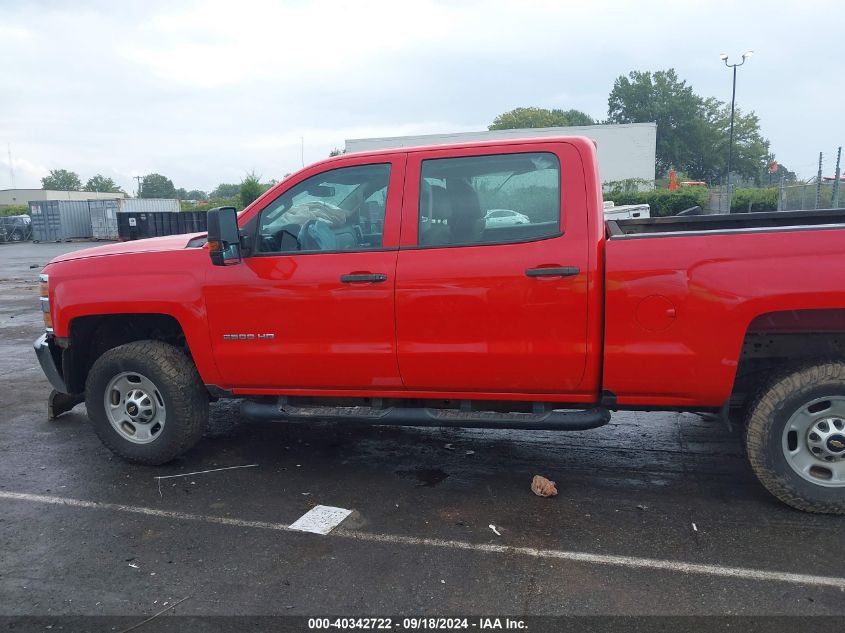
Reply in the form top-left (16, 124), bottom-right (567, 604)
top-left (35, 137), bottom-right (845, 514)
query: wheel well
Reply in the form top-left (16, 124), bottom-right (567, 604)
top-left (63, 314), bottom-right (189, 394)
top-left (733, 309), bottom-right (845, 407)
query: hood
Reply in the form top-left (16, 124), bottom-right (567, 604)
top-left (49, 233), bottom-right (206, 264)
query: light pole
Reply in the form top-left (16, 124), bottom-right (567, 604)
top-left (720, 50), bottom-right (753, 212)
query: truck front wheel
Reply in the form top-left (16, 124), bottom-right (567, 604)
top-left (746, 362), bottom-right (845, 514)
top-left (85, 341), bottom-right (208, 465)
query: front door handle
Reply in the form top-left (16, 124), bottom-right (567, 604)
top-left (525, 266), bottom-right (580, 278)
top-left (340, 273), bottom-right (388, 283)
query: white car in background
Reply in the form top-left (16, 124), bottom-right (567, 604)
top-left (484, 209), bottom-right (530, 227)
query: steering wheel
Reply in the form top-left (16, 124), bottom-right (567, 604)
top-left (299, 219), bottom-right (338, 252)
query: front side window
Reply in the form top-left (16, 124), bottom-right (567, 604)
top-left (418, 152), bottom-right (561, 247)
top-left (258, 163), bottom-right (391, 253)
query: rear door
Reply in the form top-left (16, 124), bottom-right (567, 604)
top-left (395, 142), bottom-right (590, 394)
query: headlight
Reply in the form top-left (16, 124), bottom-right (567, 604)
top-left (39, 274), bottom-right (53, 332)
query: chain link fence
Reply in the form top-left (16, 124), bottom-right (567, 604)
top-left (780, 182), bottom-right (842, 211)
top-left (0, 215), bottom-right (33, 242)
top-left (708, 182), bottom-right (843, 214)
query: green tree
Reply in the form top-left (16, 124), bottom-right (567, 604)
top-left (186, 189), bottom-right (207, 200)
top-left (489, 107), bottom-right (596, 130)
top-left (608, 69), bottom-right (711, 178)
top-left (41, 169), bottom-right (82, 191)
top-left (240, 172), bottom-right (265, 208)
top-left (730, 187), bottom-right (778, 212)
top-left (703, 99), bottom-right (768, 184)
top-left (0, 204), bottom-right (29, 217)
top-left (84, 174), bottom-right (122, 193)
top-left (140, 173), bottom-right (176, 198)
top-left (607, 69), bottom-right (768, 182)
top-left (210, 183), bottom-right (240, 198)
top-left (329, 148), bottom-right (345, 157)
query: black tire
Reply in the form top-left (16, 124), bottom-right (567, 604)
top-left (85, 340), bottom-right (208, 465)
top-left (745, 361), bottom-right (845, 514)
top-left (9, 230), bottom-right (22, 242)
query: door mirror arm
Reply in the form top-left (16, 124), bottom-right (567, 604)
top-left (238, 231), bottom-right (254, 256)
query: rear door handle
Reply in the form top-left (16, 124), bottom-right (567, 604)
top-left (340, 273), bottom-right (387, 283)
top-left (525, 266), bottom-right (580, 278)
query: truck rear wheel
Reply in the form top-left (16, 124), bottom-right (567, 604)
top-left (746, 362), bottom-right (845, 514)
top-left (85, 340), bottom-right (208, 465)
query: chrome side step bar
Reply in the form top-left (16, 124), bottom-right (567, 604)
top-left (240, 399), bottom-right (611, 431)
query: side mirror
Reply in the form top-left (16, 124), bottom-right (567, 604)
top-left (207, 207), bottom-right (241, 266)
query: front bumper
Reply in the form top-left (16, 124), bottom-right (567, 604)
top-left (34, 333), bottom-right (69, 394)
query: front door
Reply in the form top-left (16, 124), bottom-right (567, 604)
top-left (204, 156), bottom-right (406, 391)
top-left (395, 142), bottom-right (590, 395)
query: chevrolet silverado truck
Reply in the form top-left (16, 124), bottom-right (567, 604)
top-left (34, 137), bottom-right (845, 514)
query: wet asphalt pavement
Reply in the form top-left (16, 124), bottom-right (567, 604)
top-left (1, 240), bottom-right (844, 624)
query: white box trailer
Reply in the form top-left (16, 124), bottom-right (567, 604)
top-left (345, 123), bottom-right (657, 191)
top-left (603, 201), bottom-right (651, 220)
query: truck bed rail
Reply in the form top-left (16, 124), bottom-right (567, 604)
top-left (607, 208), bottom-right (845, 239)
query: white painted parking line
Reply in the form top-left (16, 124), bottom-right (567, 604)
top-left (2, 490), bottom-right (844, 590)
top-left (289, 505), bottom-right (353, 535)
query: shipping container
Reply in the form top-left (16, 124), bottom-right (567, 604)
top-left (181, 211), bottom-right (208, 233)
top-left (117, 212), bottom-right (152, 241)
top-left (118, 198), bottom-right (180, 213)
top-left (117, 210), bottom-right (208, 241)
top-left (29, 200), bottom-right (92, 242)
top-left (88, 199), bottom-right (120, 240)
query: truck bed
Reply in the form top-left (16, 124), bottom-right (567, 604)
top-left (607, 208), bottom-right (845, 239)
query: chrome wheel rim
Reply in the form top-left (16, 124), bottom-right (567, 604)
top-left (103, 372), bottom-right (166, 444)
top-left (782, 396), bottom-right (845, 488)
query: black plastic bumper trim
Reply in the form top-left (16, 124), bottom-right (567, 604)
top-left (205, 384), bottom-right (235, 398)
top-left (34, 333), bottom-right (69, 394)
top-left (600, 389), bottom-right (618, 410)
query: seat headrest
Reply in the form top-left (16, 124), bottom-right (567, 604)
top-left (430, 185), bottom-right (451, 220)
top-left (446, 178), bottom-right (485, 243)
top-left (448, 179), bottom-right (483, 219)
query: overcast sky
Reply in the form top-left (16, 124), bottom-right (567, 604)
top-left (1, 0), bottom-right (841, 194)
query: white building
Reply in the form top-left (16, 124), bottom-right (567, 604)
top-left (345, 122), bottom-right (657, 190)
top-left (0, 189), bottom-right (126, 207)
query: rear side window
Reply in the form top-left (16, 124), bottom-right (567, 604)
top-left (418, 152), bottom-right (560, 247)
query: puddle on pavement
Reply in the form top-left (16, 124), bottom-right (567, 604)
top-left (394, 468), bottom-right (449, 487)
